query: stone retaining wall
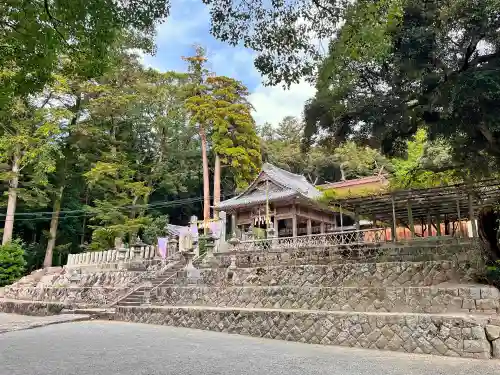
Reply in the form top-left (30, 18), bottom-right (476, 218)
top-left (0, 300), bottom-right (66, 316)
top-left (153, 285), bottom-right (500, 314)
top-left (114, 305), bottom-right (500, 359)
top-left (212, 241), bottom-right (481, 268)
top-left (200, 261), bottom-right (477, 288)
top-left (3, 287), bottom-right (124, 307)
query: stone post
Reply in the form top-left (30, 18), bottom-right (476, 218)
top-left (134, 237), bottom-right (145, 261)
top-left (219, 211), bottom-right (227, 245)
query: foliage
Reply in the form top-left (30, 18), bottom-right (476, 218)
top-left (0, 240), bottom-right (26, 286)
top-left (202, 0), bottom-right (345, 85)
top-left (207, 76), bottom-right (262, 189)
top-left (143, 215), bottom-right (169, 245)
top-left (303, 0), bottom-right (500, 176)
top-left (389, 129), bottom-right (460, 189)
top-left (0, 0), bottom-right (169, 108)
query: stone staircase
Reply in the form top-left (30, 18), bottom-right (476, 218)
top-left (112, 241), bottom-right (500, 360)
top-left (116, 261), bottom-right (186, 307)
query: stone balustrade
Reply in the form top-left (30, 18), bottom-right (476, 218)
top-left (66, 245), bottom-right (158, 268)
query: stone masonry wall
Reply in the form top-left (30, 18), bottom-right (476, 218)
top-left (153, 285), bottom-right (500, 314)
top-left (114, 305), bottom-right (500, 359)
top-left (211, 241), bottom-right (481, 269)
top-left (0, 300), bottom-right (66, 316)
top-left (200, 261), bottom-right (477, 288)
top-left (4, 287), bottom-right (123, 307)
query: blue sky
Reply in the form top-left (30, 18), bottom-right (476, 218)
top-left (141, 0), bottom-right (316, 126)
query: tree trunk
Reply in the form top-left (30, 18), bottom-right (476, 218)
top-left (2, 154), bottom-right (20, 245)
top-left (213, 154), bottom-right (221, 219)
top-left (200, 127), bottom-right (211, 228)
top-left (43, 186), bottom-right (64, 268)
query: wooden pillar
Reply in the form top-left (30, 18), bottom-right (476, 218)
top-left (273, 215), bottom-right (278, 232)
top-left (340, 206), bottom-right (344, 231)
top-left (468, 193), bottom-right (478, 238)
top-left (307, 218), bottom-right (312, 235)
top-left (407, 200), bottom-right (414, 238)
top-left (436, 214), bottom-right (442, 236)
top-left (292, 204), bottom-right (297, 237)
top-left (354, 207), bottom-right (360, 231)
top-left (456, 199), bottom-right (462, 237)
top-left (371, 215), bottom-right (377, 228)
top-left (320, 222), bottom-right (325, 234)
top-left (426, 211), bottom-right (432, 237)
top-left (391, 196), bottom-right (397, 242)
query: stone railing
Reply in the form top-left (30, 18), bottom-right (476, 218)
top-left (66, 245), bottom-right (159, 268)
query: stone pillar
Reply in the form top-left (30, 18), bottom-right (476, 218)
top-left (320, 222), bottom-right (325, 234)
top-left (306, 218), bottom-right (312, 236)
top-left (202, 234), bottom-right (218, 267)
top-left (231, 213), bottom-right (237, 236)
top-left (141, 245), bottom-right (146, 259)
top-left (76, 254), bottom-right (81, 265)
top-left (354, 207), bottom-right (360, 231)
top-left (67, 254), bottom-right (73, 266)
top-left (219, 211), bottom-right (227, 244)
top-left (89, 252), bottom-right (95, 264)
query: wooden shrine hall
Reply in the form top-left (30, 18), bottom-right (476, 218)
top-left (216, 163), bottom-right (354, 238)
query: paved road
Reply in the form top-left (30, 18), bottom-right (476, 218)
top-left (0, 321), bottom-right (499, 375)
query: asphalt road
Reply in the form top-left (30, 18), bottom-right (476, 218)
top-left (0, 321), bottom-right (499, 375)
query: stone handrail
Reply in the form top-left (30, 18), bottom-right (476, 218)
top-left (106, 259), bottom-right (180, 307)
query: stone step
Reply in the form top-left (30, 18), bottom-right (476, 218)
top-left (152, 285), bottom-right (500, 314)
top-left (200, 260), bottom-right (477, 288)
top-left (114, 305), bottom-right (500, 359)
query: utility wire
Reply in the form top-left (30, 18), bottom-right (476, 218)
top-left (0, 193), bottom-right (234, 221)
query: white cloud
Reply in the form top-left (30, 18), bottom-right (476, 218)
top-left (249, 80), bottom-right (316, 126)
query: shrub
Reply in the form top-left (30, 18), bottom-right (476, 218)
top-left (0, 240), bottom-right (27, 286)
top-left (485, 261), bottom-right (500, 289)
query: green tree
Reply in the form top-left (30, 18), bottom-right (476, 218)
top-left (0, 0), bottom-right (169, 108)
top-left (0, 96), bottom-right (68, 245)
top-left (208, 76), bottom-right (261, 196)
top-left (0, 240), bottom-right (26, 286)
top-left (303, 0), bottom-right (500, 175)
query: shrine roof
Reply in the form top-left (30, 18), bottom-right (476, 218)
top-left (217, 163), bottom-right (322, 210)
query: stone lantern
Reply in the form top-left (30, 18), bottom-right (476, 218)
top-left (227, 235), bottom-right (241, 270)
top-left (117, 246), bottom-right (128, 270)
top-left (68, 269), bottom-right (81, 305)
top-left (133, 236), bottom-right (146, 260)
top-left (202, 232), bottom-right (218, 267)
top-left (181, 232), bottom-right (200, 284)
top-left (141, 272), bottom-right (154, 306)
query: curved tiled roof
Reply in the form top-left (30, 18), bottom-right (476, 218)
top-left (217, 163), bottom-right (322, 210)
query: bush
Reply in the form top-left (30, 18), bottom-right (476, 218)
top-left (485, 261), bottom-right (500, 289)
top-left (0, 240), bottom-right (27, 286)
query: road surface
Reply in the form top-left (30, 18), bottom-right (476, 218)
top-left (0, 320), bottom-right (499, 375)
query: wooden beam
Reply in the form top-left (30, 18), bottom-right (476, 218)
top-left (391, 196), bottom-right (397, 242)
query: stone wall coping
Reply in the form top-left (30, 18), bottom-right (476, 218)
top-left (116, 304), bottom-right (495, 321)
top-left (1, 298), bottom-right (69, 306)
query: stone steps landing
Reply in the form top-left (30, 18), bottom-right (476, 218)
top-left (200, 260), bottom-right (478, 288)
top-left (113, 305), bottom-right (500, 359)
top-left (152, 285), bottom-right (500, 314)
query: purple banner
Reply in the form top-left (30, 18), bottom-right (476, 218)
top-left (157, 237), bottom-right (168, 259)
